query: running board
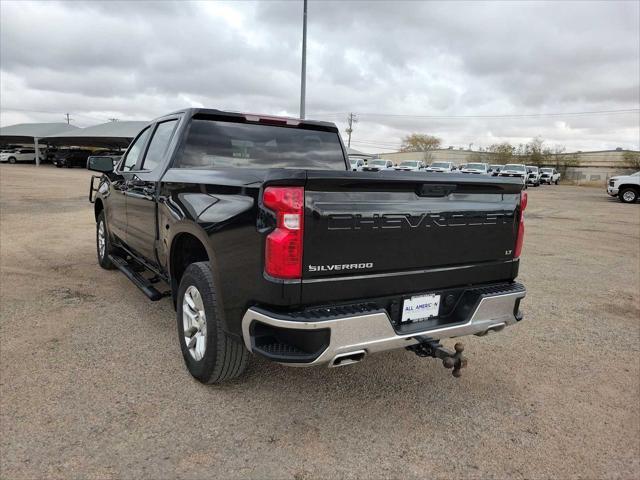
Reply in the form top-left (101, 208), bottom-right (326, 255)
top-left (108, 254), bottom-right (170, 301)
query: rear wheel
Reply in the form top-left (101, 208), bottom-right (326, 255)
top-left (8, 157), bottom-right (16, 164)
top-left (619, 188), bottom-right (638, 204)
top-left (555, 179), bottom-right (559, 185)
top-left (177, 262), bottom-right (248, 384)
top-left (96, 211), bottom-right (115, 269)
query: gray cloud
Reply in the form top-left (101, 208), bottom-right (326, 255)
top-left (1, 0), bottom-right (638, 151)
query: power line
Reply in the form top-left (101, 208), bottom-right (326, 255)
top-left (349, 139), bottom-right (400, 147)
top-left (349, 142), bottom-right (398, 151)
top-left (313, 108), bottom-right (640, 119)
top-left (2, 107), bottom-right (109, 123)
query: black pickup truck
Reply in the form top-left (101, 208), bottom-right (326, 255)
top-left (88, 108), bottom-right (527, 384)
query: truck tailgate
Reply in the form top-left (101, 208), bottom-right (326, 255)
top-left (301, 171), bottom-right (523, 303)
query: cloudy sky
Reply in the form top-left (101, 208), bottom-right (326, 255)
top-left (1, 0), bottom-right (638, 152)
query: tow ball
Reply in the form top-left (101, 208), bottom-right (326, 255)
top-left (407, 338), bottom-right (468, 377)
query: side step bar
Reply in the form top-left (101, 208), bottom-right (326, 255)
top-left (108, 254), bottom-right (170, 301)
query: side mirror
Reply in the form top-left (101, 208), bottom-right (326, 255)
top-left (87, 156), bottom-right (114, 173)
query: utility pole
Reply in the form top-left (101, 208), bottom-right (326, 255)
top-left (64, 113), bottom-right (72, 124)
top-left (345, 112), bottom-right (358, 148)
top-left (299, 0), bottom-right (307, 119)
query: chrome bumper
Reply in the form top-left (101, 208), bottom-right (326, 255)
top-left (241, 287), bottom-right (526, 367)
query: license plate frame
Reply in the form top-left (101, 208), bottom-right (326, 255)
top-left (401, 293), bottom-right (441, 323)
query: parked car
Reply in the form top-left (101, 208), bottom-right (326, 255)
top-left (362, 159), bottom-right (394, 171)
top-left (426, 161), bottom-right (455, 173)
top-left (460, 163), bottom-right (489, 175)
top-left (0, 148), bottom-right (37, 163)
top-left (88, 108), bottom-right (527, 384)
top-left (53, 149), bottom-right (92, 168)
top-left (540, 167), bottom-right (560, 185)
top-left (526, 166), bottom-right (541, 187)
top-left (488, 165), bottom-right (503, 176)
top-left (394, 160), bottom-right (425, 172)
top-left (607, 171), bottom-right (640, 203)
top-left (349, 157), bottom-right (365, 171)
top-left (499, 164), bottom-right (527, 180)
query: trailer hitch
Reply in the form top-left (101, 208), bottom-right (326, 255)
top-left (408, 337), bottom-right (467, 377)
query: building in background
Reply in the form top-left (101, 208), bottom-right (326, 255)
top-left (377, 148), bottom-right (639, 183)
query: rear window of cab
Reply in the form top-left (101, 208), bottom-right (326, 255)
top-left (177, 119), bottom-right (346, 170)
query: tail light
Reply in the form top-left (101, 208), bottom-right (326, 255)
top-left (263, 186), bottom-right (304, 279)
top-left (514, 191), bottom-right (527, 258)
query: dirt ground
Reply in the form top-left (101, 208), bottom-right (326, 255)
top-left (1, 164), bottom-right (639, 480)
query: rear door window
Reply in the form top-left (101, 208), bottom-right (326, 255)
top-left (176, 119), bottom-right (346, 170)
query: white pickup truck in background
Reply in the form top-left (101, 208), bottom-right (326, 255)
top-left (607, 171), bottom-right (640, 203)
top-left (540, 168), bottom-right (561, 185)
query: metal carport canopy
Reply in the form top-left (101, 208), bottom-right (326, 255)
top-left (41, 121), bottom-right (149, 149)
top-left (0, 123), bottom-right (81, 165)
top-left (0, 122), bottom-right (80, 143)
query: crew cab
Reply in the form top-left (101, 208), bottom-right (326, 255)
top-left (460, 163), bottom-right (489, 175)
top-left (426, 161), bottom-right (455, 173)
top-left (394, 160), bottom-right (425, 172)
top-left (525, 166), bottom-right (541, 187)
top-left (607, 171), bottom-right (639, 203)
top-left (88, 108), bottom-right (527, 384)
top-left (362, 159), bottom-right (394, 171)
top-left (540, 168), bottom-right (560, 185)
top-left (499, 164), bottom-right (527, 181)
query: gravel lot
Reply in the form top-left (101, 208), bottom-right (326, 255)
top-left (1, 164), bottom-right (639, 480)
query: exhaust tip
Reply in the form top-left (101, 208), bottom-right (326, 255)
top-left (330, 350), bottom-right (366, 368)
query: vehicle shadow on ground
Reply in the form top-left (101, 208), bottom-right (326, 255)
top-left (205, 343), bottom-right (521, 426)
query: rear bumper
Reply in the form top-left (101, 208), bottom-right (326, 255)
top-left (242, 283), bottom-right (526, 367)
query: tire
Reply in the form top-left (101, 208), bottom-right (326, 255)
top-left (555, 179), bottom-right (559, 185)
top-left (619, 188), bottom-right (638, 204)
top-left (8, 157), bottom-right (16, 164)
top-left (96, 211), bottom-right (115, 269)
top-left (55, 163), bottom-right (62, 168)
top-left (177, 262), bottom-right (249, 384)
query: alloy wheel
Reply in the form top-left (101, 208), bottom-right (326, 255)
top-left (98, 221), bottom-right (106, 259)
top-left (182, 286), bottom-right (207, 361)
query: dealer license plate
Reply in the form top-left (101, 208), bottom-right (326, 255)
top-left (401, 294), bottom-right (441, 323)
